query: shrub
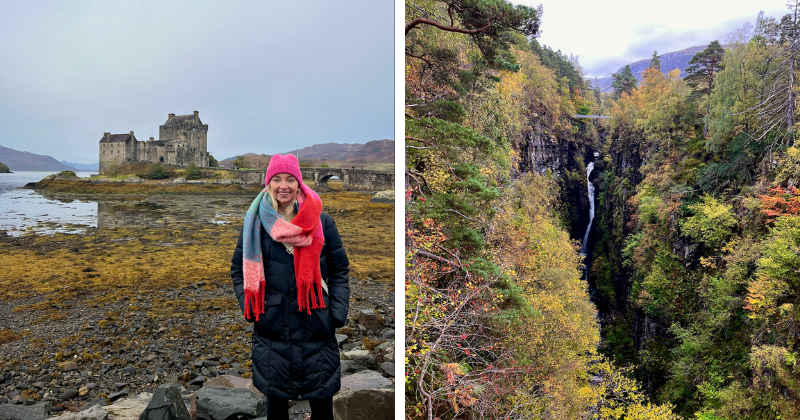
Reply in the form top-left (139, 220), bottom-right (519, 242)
top-left (143, 163), bottom-right (169, 180)
top-left (681, 194), bottom-right (736, 248)
top-left (185, 162), bottom-right (202, 180)
top-left (105, 160), bottom-right (120, 176)
top-left (299, 162), bottom-right (313, 168)
top-left (320, 163), bottom-right (329, 168)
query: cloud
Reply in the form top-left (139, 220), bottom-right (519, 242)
top-left (581, 6), bottom-right (786, 78)
top-left (0, 1), bottom-right (394, 163)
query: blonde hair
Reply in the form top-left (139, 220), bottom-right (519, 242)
top-left (267, 192), bottom-right (297, 221)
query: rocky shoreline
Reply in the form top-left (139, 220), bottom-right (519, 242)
top-left (0, 282), bottom-right (394, 419)
top-left (0, 188), bottom-right (395, 419)
top-left (24, 173), bottom-right (264, 195)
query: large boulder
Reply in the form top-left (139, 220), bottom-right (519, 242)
top-left (138, 383), bottom-right (190, 420)
top-left (0, 403), bottom-right (47, 420)
top-left (103, 399), bottom-right (149, 420)
top-left (202, 375), bottom-right (265, 398)
top-left (340, 355), bottom-right (375, 376)
top-left (357, 309), bottom-right (383, 331)
top-left (56, 405), bottom-right (109, 420)
top-left (370, 190), bottom-right (394, 203)
top-left (332, 389), bottom-right (394, 420)
top-left (340, 370), bottom-right (393, 391)
top-left (195, 387), bottom-right (267, 420)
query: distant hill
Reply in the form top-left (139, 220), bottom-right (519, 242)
top-left (0, 145), bottom-right (77, 171)
top-left (282, 142), bottom-right (367, 161)
top-left (345, 139), bottom-right (394, 162)
top-left (594, 45), bottom-right (712, 93)
top-left (60, 161), bottom-right (99, 171)
top-left (222, 140), bottom-right (394, 164)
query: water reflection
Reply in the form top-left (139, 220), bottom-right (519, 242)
top-left (1, 189), bottom-right (250, 236)
top-left (95, 196), bottom-right (248, 229)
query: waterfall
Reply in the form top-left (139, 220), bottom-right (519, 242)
top-left (580, 161), bottom-right (595, 256)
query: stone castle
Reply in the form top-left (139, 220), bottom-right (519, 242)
top-left (99, 111), bottom-right (209, 173)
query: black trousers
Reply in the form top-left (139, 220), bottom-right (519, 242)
top-left (267, 396), bottom-right (334, 420)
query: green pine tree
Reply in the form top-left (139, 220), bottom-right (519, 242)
top-left (650, 50), bottom-right (661, 71)
top-left (685, 40), bottom-right (725, 137)
top-left (611, 65), bottom-right (637, 99)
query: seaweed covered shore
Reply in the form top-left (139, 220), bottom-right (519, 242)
top-left (0, 191), bottom-right (394, 412)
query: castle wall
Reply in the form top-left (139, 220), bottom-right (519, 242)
top-left (99, 142), bottom-right (129, 172)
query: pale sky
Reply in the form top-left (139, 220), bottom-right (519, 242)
top-left (519, 0), bottom-right (787, 79)
top-left (0, 1), bottom-right (393, 164)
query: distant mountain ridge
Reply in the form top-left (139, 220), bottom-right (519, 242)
top-left (344, 139), bottom-right (394, 162)
top-left (0, 145), bottom-right (77, 171)
top-left (222, 140), bottom-right (394, 163)
top-left (282, 142), bottom-right (368, 161)
top-left (60, 161), bottom-right (99, 171)
top-left (594, 45), bottom-right (713, 93)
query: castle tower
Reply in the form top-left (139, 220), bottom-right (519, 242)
top-left (159, 111), bottom-right (209, 166)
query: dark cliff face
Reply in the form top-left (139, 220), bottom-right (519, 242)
top-left (514, 118), bottom-right (602, 240)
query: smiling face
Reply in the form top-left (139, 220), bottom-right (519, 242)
top-left (268, 173), bottom-right (300, 211)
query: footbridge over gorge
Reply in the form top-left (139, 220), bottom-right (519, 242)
top-left (232, 167), bottom-right (394, 191)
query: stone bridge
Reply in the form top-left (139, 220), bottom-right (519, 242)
top-left (231, 168), bottom-right (394, 191)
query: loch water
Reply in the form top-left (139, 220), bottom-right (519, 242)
top-left (0, 171), bottom-right (248, 236)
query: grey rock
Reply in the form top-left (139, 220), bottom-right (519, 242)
top-left (340, 355), bottom-right (375, 376)
top-left (340, 370), bottom-right (393, 391)
top-left (379, 362), bottom-right (395, 378)
top-left (195, 387), bottom-right (267, 420)
top-left (108, 388), bottom-right (130, 401)
top-left (79, 396), bottom-right (109, 411)
top-left (60, 361), bottom-right (80, 372)
top-left (381, 329), bottom-right (395, 339)
top-left (342, 341), bottom-right (362, 352)
top-left (375, 341), bottom-right (393, 351)
top-left (61, 388), bottom-right (80, 400)
top-left (358, 309), bottom-right (383, 331)
top-left (335, 334), bottom-right (348, 348)
top-left (104, 399), bottom-right (150, 419)
top-left (57, 405), bottom-right (108, 420)
top-left (0, 403), bottom-right (47, 420)
top-left (370, 190), bottom-right (394, 203)
top-left (137, 383), bottom-right (190, 420)
top-left (341, 349), bottom-right (369, 360)
top-left (332, 389), bottom-right (394, 420)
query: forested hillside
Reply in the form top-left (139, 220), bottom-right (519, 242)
top-left (405, 1), bottom-right (677, 418)
top-left (589, 8), bottom-right (800, 419)
top-left (406, 1), bottom-right (800, 419)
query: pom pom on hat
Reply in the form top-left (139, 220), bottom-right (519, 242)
top-left (265, 154), bottom-right (303, 186)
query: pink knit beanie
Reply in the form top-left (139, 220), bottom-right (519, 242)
top-left (265, 154), bottom-right (304, 186)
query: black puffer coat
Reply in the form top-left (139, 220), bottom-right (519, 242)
top-left (231, 211), bottom-right (350, 400)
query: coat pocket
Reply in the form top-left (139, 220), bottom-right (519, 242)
top-left (304, 293), bottom-right (332, 341)
top-left (255, 294), bottom-right (285, 339)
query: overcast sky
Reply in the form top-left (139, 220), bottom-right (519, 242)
top-left (519, 0), bottom-right (787, 79)
top-left (0, 1), bottom-right (393, 163)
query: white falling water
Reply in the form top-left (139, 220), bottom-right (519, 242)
top-left (580, 161), bottom-right (595, 255)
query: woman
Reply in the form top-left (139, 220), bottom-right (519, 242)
top-left (231, 154), bottom-right (350, 420)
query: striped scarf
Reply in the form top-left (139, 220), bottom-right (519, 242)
top-left (242, 183), bottom-right (324, 320)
